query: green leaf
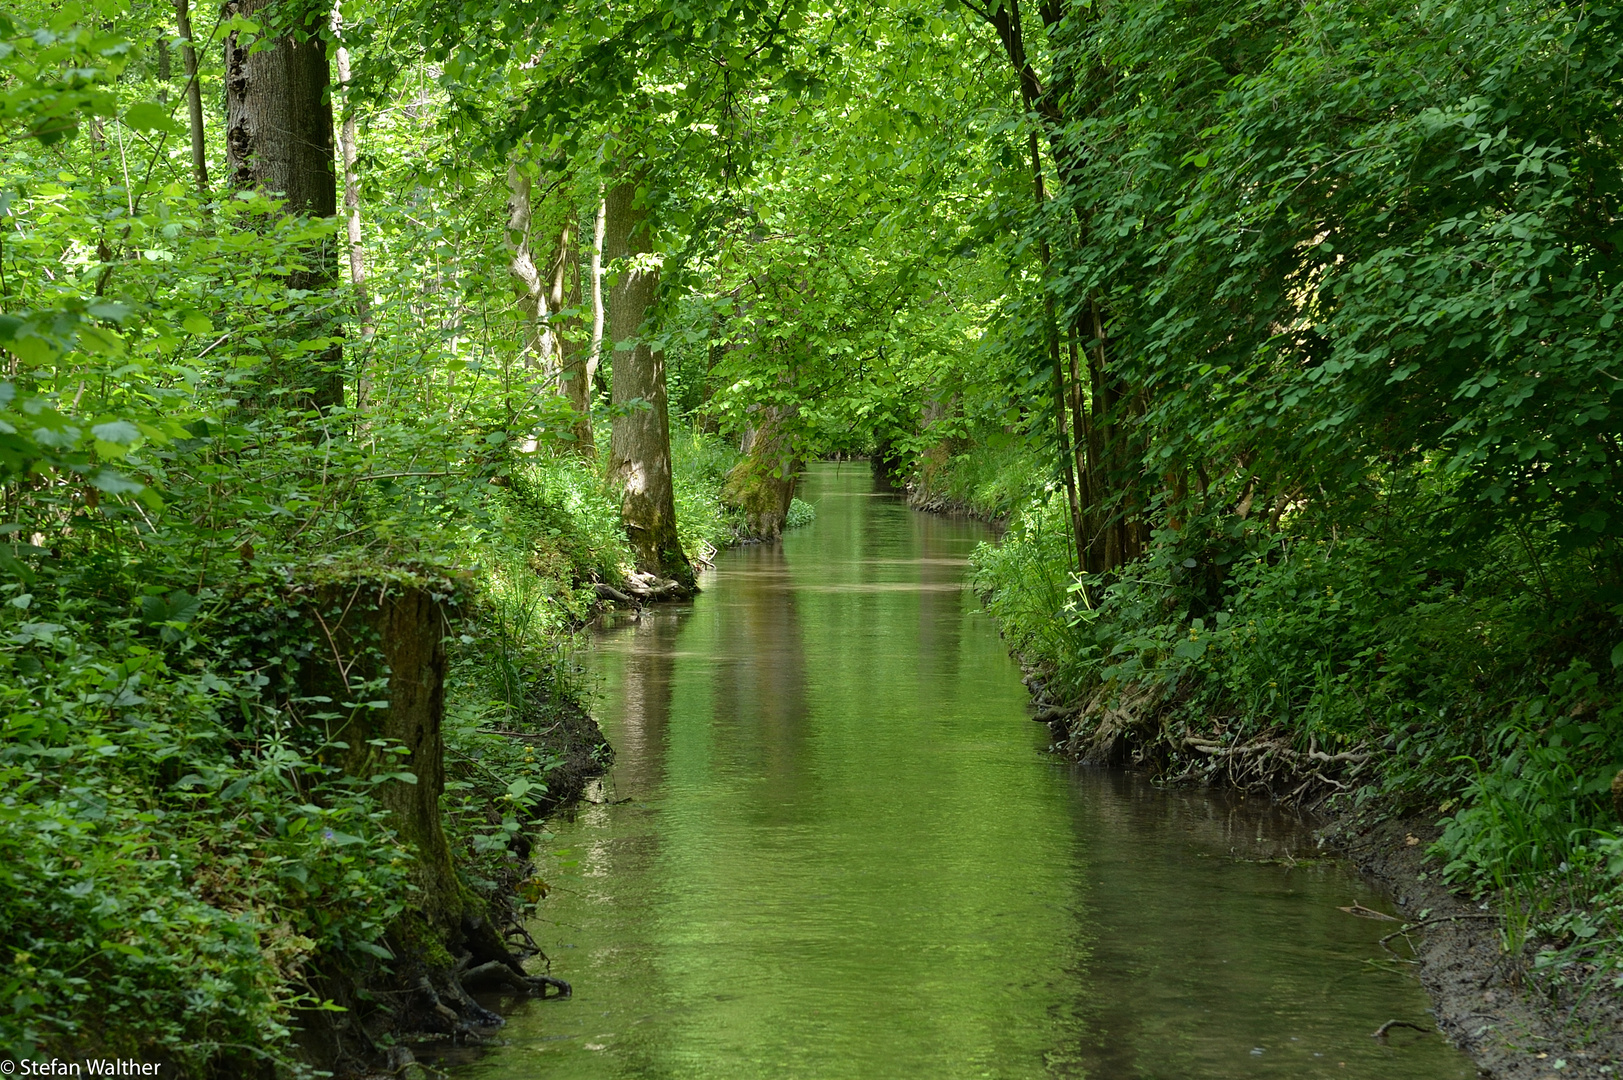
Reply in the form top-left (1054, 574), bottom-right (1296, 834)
top-left (86, 300), bottom-right (132, 323)
top-left (89, 468), bottom-right (143, 495)
top-left (122, 101), bottom-right (181, 134)
top-left (91, 420), bottom-right (139, 445)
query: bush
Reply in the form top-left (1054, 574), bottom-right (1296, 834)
top-left (785, 497), bottom-right (816, 529)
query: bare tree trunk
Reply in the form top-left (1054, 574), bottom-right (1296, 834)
top-left (504, 161), bottom-right (554, 375)
top-left (332, 6), bottom-right (370, 410)
top-left (505, 165), bottom-right (593, 453)
top-left (225, 0), bottom-right (341, 410)
top-left (331, 8), bottom-right (368, 323)
top-left (175, 0), bottom-right (208, 194)
top-left (588, 188), bottom-right (606, 401)
top-left (603, 177), bottom-right (694, 591)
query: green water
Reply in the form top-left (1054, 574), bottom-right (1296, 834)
top-left (454, 463), bottom-right (1473, 1080)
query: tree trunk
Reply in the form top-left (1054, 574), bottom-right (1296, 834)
top-left (548, 220), bottom-right (593, 452)
top-left (331, 8), bottom-right (368, 323)
top-left (603, 177), bottom-right (694, 591)
top-left (225, 0), bottom-right (342, 411)
top-left (723, 404), bottom-right (798, 540)
top-left (332, 5), bottom-right (370, 411)
top-left (1028, 131), bottom-right (1083, 572)
top-left (155, 31), bottom-right (170, 103)
top-left (294, 578), bottom-right (462, 935)
top-left (588, 189), bottom-right (607, 401)
top-left (921, 388), bottom-right (954, 496)
top-left (504, 161), bottom-right (554, 376)
top-left (174, 0), bottom-right (208, 194)
top-left (506, 166), bottom-right (592, 453)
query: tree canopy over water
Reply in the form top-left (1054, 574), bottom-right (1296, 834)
top-left (1, 0), bottom-right (1621, 1069)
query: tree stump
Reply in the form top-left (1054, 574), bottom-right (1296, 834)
top-left (293, 572), bottom-right (463, 932)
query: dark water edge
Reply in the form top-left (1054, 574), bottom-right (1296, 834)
top-left (439, 462), bottom-right (1475, 1080)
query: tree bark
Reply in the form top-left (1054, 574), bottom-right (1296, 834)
top-left (155, 31), bottom-right (170, 103)
top-left (504, 161), bottom-right (554, 375)
top-left (505, 165), bottom-right (592, 452)
top-left (175, 0), bottom-right (208, 194)
top-left (603, 177), bottom-right (694, 591)
top-left (331, 5), bottom-right (371, 413)
top-left (225, 0), bottom-right (342, 411)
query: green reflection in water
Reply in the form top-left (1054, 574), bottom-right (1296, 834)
top-left (453, 463), bottom-right (1473, 1080)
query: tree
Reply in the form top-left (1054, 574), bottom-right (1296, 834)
top-left (604, 172), bottom-right (694, 590)
top-left (224, 0), bottom-right (342, 411)
top-left (174, 0), bottom-right (207, 193)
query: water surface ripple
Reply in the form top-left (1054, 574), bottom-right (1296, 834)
top-left (456, 463), bottom-right (1473, 1080)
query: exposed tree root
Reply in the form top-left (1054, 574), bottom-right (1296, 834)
top-left (462, 959), bottom-right (572, 998)
top-left (594, 571), bottom-right (687, 605)
top-left (1028, 671), bottom-right (1373, 806)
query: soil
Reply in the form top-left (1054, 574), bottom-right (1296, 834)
top-left (1322, 812), bottom-right (1623, 1080)
top-left (530, 694), bottom-right (614, 813)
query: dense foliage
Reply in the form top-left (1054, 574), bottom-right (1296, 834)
top-left (3, 0), bottom-right (1621, 1066)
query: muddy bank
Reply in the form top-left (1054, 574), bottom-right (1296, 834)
top-left (1032, 681), bottom-right (1622, 1078)
top-left (1006, 652), bottom-right (1619, 1077)
top-left (1325, 814), bottom-right (1623, 1080)
top-left (903, 483), bottom-right (1009, 532)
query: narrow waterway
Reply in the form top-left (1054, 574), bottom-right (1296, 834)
top-left (456, 462), bottom-right (1474, 1079)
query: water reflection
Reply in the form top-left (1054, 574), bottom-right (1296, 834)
top-left (456, 464), bottom-right (1473, 1080)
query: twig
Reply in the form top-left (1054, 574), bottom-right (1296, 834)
top-left (309, 608), bottom-right (354, 694)
top-left (1372, 1019), bottom-right (1431, 1038)
top-left (1379, 912), bottom-right (1502, 946)
top-left (196, 332), bottom-right (229, 359)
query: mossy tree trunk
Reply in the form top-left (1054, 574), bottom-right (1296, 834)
top-left (723, 404), bottom-right (798, 540)
top-left (915, 390), bottom-right (957, 496)
top-left (295, 576), bottom-right (462, 933)
top-left (287, 570), bottom-right (568, 1066)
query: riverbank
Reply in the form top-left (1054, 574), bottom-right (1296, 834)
top-left (0, 423), bottom-right (745, 1075)
top-left (1329, 814), bottom-right (1623, 1079)
top-left (899, 446), bottom-right (1623, 1078)
top-left (1019, 650), bottom-right (1623, 1078)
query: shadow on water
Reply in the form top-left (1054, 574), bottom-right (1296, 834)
top-left (448, 463), bottom-right (1475, 1080)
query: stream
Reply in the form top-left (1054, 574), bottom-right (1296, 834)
top-left (451, 462), bottom-right (1475, 1079)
